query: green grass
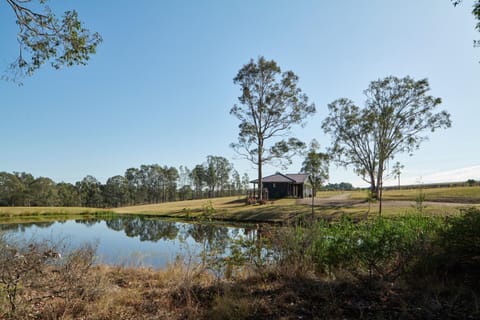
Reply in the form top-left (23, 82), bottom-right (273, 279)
top-left (0, 206), bottom-right (110, 217)
top-left (0, 185), bottom-right (479, 224)
top-left (0, 207), bottom-right (113, 224)
top-left (348, 186), bottom-right (480, 203)
top-left (383, 186), bottom-right (480, 203)
top-left (113, 197), bottom-right (305, 222)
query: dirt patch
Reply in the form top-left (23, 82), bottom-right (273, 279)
top-left (297, 193), bottom-right (479, 209)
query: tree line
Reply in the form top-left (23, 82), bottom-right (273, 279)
top-left (0, 155), bottom-right (249, 208)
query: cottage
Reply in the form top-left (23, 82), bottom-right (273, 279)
top-left (251, 172), bottom-right (311, 199)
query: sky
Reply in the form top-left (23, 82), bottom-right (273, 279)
top-left (0, 0), bottom-right (479, 187)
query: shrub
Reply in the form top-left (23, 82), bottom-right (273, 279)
top-left (262, 214), bottom-right (443, 281)
top-left (0, 235), bottom-right (101, 319)
top-left (421, 208), bottom-right (480, 285)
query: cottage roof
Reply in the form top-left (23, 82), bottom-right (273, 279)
top-left (250, 173), bottom-right (309, 184)
top-left (285, 173), bottom-right (310, 183)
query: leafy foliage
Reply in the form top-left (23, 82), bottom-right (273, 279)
top-left (452, 0), bottom-right (480, 47)
top-left (3, 0), bottom-right (102, 81)
top-left (0, 157), bottom-right (245, 208)
top-left (261, 214), bottom-right (445, 281)
top-left (230, 56), bottom-right (315, 199)
top-left (322, 76), bottom-right (451, 204)
top-left (301, 140), bottom-right (329, 193)
top-left (301, 139), bottom-right (329, 215)
top-left (425, 207), bottom-right (480, 284)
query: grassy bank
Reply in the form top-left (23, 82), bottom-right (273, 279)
top-left (0, 207), bottom-right (114, 225)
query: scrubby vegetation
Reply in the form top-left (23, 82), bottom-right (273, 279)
top-left (1, 209), bottom-right (479, 319)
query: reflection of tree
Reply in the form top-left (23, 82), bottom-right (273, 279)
top-left (187, 224), bottom-right (229, 253)
top-left (105, 217), bottom-right (179, 242)
top-left (0, 221), bottom-right (55, 232)
top-left (75, 218), bottom-right (100, 226)
top-left (105, 218), bottom-right (124, 232)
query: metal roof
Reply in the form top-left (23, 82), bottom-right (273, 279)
top-left (250, 173), bottom-right (309, 184)
top-left (284, 173), bottom-right (310, 183)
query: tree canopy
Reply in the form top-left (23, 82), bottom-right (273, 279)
top-left (230, 56), bottom-right (315, 200)
top-left (322, 76), bottom-right (451, 210)
top-left (301, 139), bottom-right (329, 216)
top-left (452, 0), bottom-right (480, 47)
top-left (3, 0), bottom-right (102, 81)
top-left (0, 156), bottom-right (246, 208)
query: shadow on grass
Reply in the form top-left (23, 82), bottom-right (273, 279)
top-left (227, 205), bottom-right (311, 222)
top-left (203, 273), bottom-right (478, 319)
top-left (224, 198), bottom-right (248, 205)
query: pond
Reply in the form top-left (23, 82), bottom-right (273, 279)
top-left (0, 215), bottom-right (260, 269)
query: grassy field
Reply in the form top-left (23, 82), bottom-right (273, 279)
top-left (112, 187), bottom-right (477, 222)
top-left (113, 197), bottom-right (309, 222)
top-left (346, 185), bottom-right (480, 203)
top-left (0, 207), bottom-right (113, 225)
top-left (0, 186), bottom-right (479, 223)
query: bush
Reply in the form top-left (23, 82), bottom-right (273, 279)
top-left (0, 235), bottom-right (102, 319)
top-left (418, 208), bottom-right (480, 285)
top-left (262, 214), bottom-right (444, 281)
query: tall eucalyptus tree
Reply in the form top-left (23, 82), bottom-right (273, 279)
top-left (230, 56), bottom-right (315, 200)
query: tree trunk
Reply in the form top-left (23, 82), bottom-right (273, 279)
top-left (376, 164), bottom-right (384, 216)
top-left (311, 186), bottom-right (315, 220)
top-left (378, 183), bottom-right (383, 215)
top-left (369, 174), bottom-right (377, 200)
top-left (258, 143), bottom-right (263, 201)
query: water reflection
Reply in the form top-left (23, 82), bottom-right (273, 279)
top-left (106, 217), bottom-right (180, 241)
top-left (0, 221), bottom-right (55, 232)
top-left (188, 224), bottom-right (230, 251)
top-left (0, 215), bottom-right (257, 268)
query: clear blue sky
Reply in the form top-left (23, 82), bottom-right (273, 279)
top-left (0, 0), bottom-right (478, 186)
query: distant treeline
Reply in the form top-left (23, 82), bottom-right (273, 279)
top-left (0, 155), bottom-right (250, 208)
top-left (322, 182), bottom-right (354, 191)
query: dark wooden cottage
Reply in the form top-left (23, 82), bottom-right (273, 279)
top-left (251, 173), bottom-right (311, 199)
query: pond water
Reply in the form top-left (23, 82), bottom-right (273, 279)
top-left (0, 216), bottom-right (259, 269)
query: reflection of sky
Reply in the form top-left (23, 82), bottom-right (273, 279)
top-left (3, 219), bottom-right (243, 269)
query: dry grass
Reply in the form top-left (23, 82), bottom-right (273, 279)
top-left (348, 186), bottom-right (480, 203)
top-left (19, 263), bottom-right (477, 319)
top-left (0, 206), bottom-right (109, 217)
top-left (2, 210), bottom-right (480, 319)
top-left (112, 197), bottom-right (306, 222)
top-left (114, 196), bottom-right (246, 215)
top-left (0, 185), bottom-right (479, 224)
top-left (383, 186), bottom-right (480, 203)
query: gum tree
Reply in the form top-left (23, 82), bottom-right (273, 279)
top-left (3, 0), bottom-right (102, 81)
top-left (322, 76), bottom-right (451, 214)
top-left (391, 161), bottom-right (404, 188)
top-left (301, 139), bottom-right (329, 217)
top-left (230, 56), bottom-right (315, 200)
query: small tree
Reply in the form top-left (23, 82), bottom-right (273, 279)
top-left (392, 162), bottom-right (404, 189)
top-left (322, 76), bottom-right (451, 214)
top-left (301, 139), bottom-right (329, 218)
top-left (230, 56), bottom-right (315, 200)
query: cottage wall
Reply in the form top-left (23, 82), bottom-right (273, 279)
top-left (263, 182), bottom-right (290, 198)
